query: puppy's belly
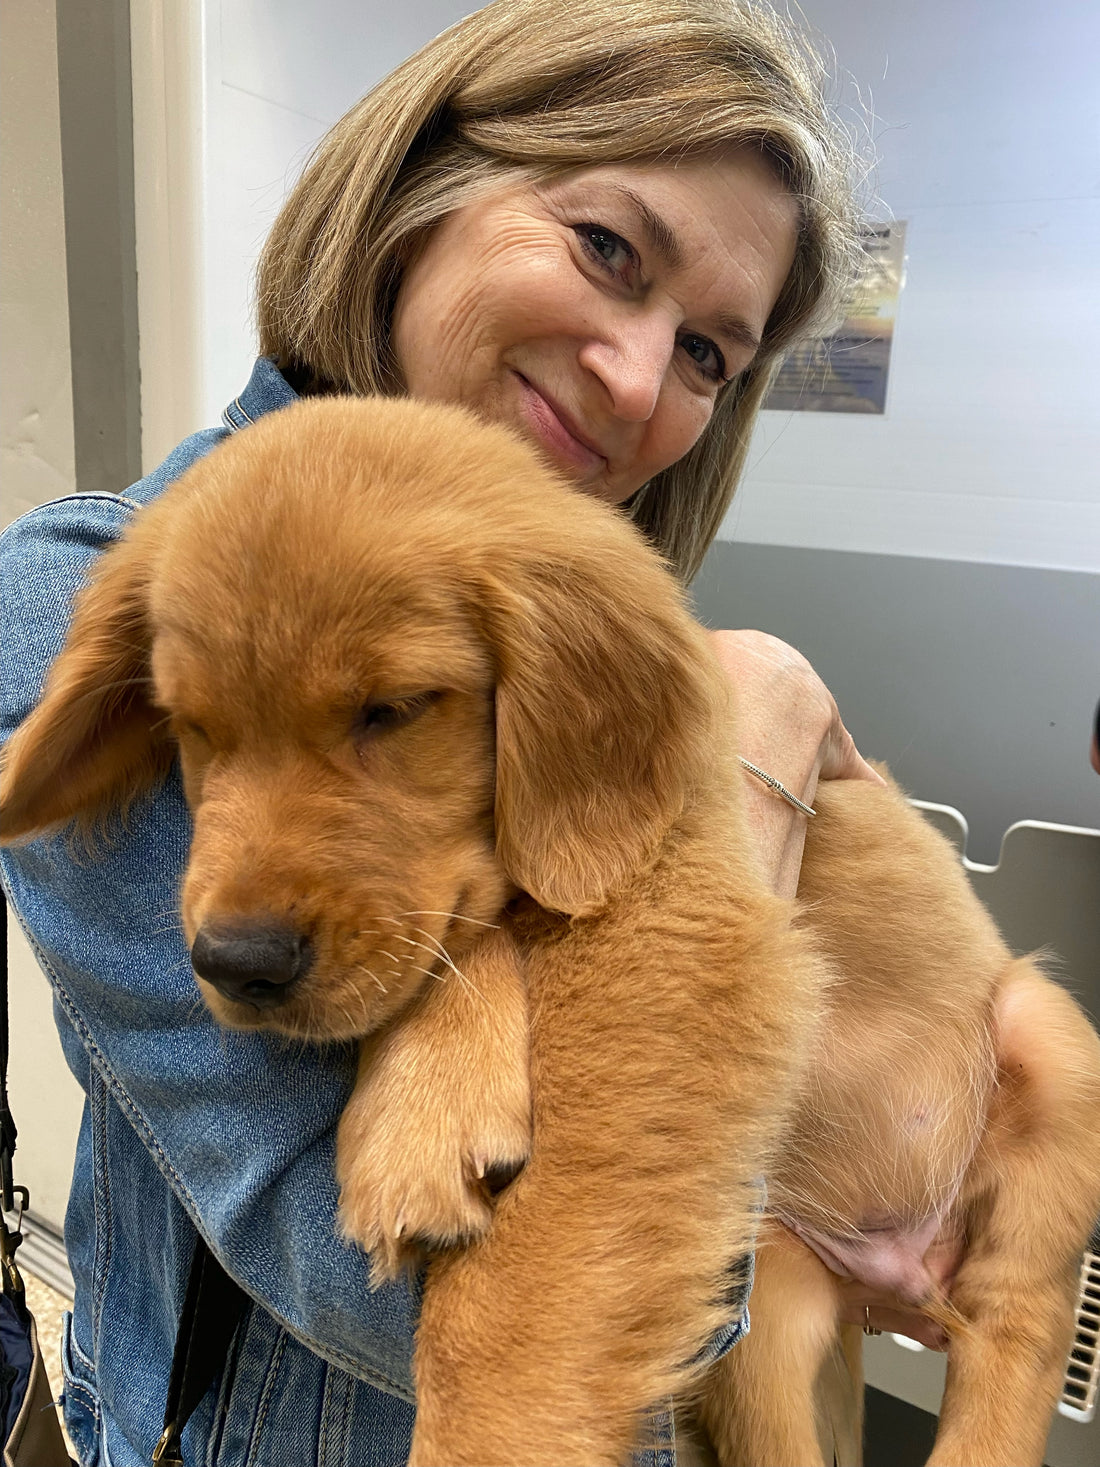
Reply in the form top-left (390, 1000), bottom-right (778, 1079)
top-left (776, 1211), bottom-right (949, 1303)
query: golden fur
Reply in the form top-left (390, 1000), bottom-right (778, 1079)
top-left (700, 784), bottom-right (1100, 1466)
top-left (3, 397), bottom-right (1099, 1467)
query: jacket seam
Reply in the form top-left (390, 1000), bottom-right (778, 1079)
top-left (223, 397), bottom-right (255, 431)
top-left (320, 1362), bottom-right (354, 1467)
top-left (6, 491), bottom-right (142, 518)
top-left (205, 1305), bottom-right (247, 1467)
top-left (60, 1313), bottom-right (101, 1419)
top-left (89, 1075), bottom-right (115, 1362)
top-left (64, 1378), bottom-right (99, 1414)
top-left (319, 1364), bottom-right (336, 1467)
top-left (65, 1312), bottom-right (97, 1374)
top-left (243, 1329), bottom-right (286, 1467)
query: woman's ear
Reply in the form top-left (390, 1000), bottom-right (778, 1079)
top-left (482, 543), bottom-right (727, 917)
top-left (0, 528), bottom-right (171, 845)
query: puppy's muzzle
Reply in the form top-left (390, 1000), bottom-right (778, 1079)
top-left (191, 921), bottom-right (313, 1010)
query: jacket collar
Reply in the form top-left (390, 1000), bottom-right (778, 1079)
top-left (222, 357), bottom-right (299, 433)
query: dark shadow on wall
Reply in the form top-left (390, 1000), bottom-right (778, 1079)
top-left (55, 0), bottom-right (141, 496)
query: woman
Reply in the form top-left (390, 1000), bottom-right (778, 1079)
top-left (2, 2), bottom-right (886, 1462)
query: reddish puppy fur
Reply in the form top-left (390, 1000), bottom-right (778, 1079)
top-left (0, 399), bottom-right (821, 1463)
top-left (4, 398), bottom-right (1099, 1466)
top-left (700, 778), bottom-right (1100, 1466)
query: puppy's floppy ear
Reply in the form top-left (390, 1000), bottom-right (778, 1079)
top-left (481, 540), bottom-right (727, 917)
top-left (0, 526), bottom-right (171, 844)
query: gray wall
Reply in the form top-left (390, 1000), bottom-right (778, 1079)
top-left (55, 0), bottom-right (141, 498)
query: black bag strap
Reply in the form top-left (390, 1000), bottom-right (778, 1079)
top-left (152, 1232), bottom-right (250, 1466)
top-left (0, 896), bottom-right (19, 1217)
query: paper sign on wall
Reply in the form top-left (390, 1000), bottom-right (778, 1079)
top-left (763, 221), bottom-right (907, 415)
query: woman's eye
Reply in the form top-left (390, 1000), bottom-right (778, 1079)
top-left (679, 333), bottom-right (727, 384)
top-left (575, 224), bottom-right (636, 278)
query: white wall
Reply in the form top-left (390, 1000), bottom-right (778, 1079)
top-left (726, 0), bottom-right (1100, 571)
top-left (195, 1), bottom-right (476, 450)
top-left (146, 0), bottom-right (1099, 573)
top-left (1, 0), bottom-right (87, 1237)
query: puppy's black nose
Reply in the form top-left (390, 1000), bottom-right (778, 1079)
top-left (191, 922), bottom-right (312, 1009)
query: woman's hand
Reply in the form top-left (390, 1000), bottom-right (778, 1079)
top-left (708, 630), bottom-right (884, 898)
top-left (835, 1230), bottom-right (966, 1351)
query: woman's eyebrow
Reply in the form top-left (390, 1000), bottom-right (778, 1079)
top-left (616, 186), bottom-right (762, 355)
top-left (617, 186), bottom-right (684, 270)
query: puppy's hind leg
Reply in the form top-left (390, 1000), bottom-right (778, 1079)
top-left (929, 963), bottom-right (1100, 1467)
top-left (698, 1222), bottom-right (846, 1467)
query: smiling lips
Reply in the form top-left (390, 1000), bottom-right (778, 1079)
top-left (513, 373), bottom-right (608, 476)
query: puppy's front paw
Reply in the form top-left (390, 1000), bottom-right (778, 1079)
top-left (336, 1054), bottom-right (530, 1287)
top-left (336, 930), bottom-right (532, 1285)
top-left (337, 1132), bottom-right (487, 1287)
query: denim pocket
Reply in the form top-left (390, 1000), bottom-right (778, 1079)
top-left (60, 1309), bottom-right (100, 1467)
top-left (696, 1249), bottom-right (754, 1367)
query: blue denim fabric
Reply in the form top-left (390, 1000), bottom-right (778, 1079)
top-left (0, 358), bottom-right (750, 1466)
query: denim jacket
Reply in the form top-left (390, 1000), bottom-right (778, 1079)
top-left (0, 359), bottom-right (748, 1467)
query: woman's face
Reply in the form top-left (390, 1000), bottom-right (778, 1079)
top-left (392, 150), bottom-right (799, 505)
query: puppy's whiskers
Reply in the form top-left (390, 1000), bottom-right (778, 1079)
top-left (150, 921), bottom-right (187, 937)
top-left (356, 965), bottom-right (388, 994)
top-left (334, 998), bottom-right (362, 1036)
top-left (417, 933), bottom-right (485, 1002)
top-left (406, 924), bottom-right (463, 968)
top-left (391, 936), bottom-right (481, 1000)
top-left (397, 910), bottom-right (500, 930)
top-left (389, 932), bottom-right (456, 970)
top-left (406, 962), bottom-right (449, 985)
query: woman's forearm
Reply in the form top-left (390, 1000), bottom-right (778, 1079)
top-left (739, 775), bottom-right (815, 899)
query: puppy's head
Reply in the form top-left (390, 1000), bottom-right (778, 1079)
top-left (1, 398), bottom-right (728, 1038)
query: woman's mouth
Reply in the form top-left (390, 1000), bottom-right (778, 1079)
top-left (512, 373), bottom-right (606, 477)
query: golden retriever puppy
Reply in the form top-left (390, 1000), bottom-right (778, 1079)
top-left (0, 398), bottom-right (822, 1465)
top-left (3, 397), bottom-right (1099, 1466)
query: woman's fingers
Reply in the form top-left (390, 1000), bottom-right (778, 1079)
top-left (837, 1298), bottom-right (949, 1351)
top-left (819, 715), bottom-right (887, 787)
top-left (835, 1235), bottom-right (962, 1351)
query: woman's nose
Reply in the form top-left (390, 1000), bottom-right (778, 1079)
top-left (578, 317), bottom-right (673, 422)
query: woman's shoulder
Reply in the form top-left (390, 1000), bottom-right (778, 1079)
top-left (0, 426), bottom-right (230, 740)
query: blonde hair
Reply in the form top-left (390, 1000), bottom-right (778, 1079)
top-left (257, 0), bottom-right (861, 582)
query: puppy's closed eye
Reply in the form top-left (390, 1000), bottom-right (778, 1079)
top-left (174, 719), bottom-right (211, 746)
top-left (355, 690), bottom-right (443, 738)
